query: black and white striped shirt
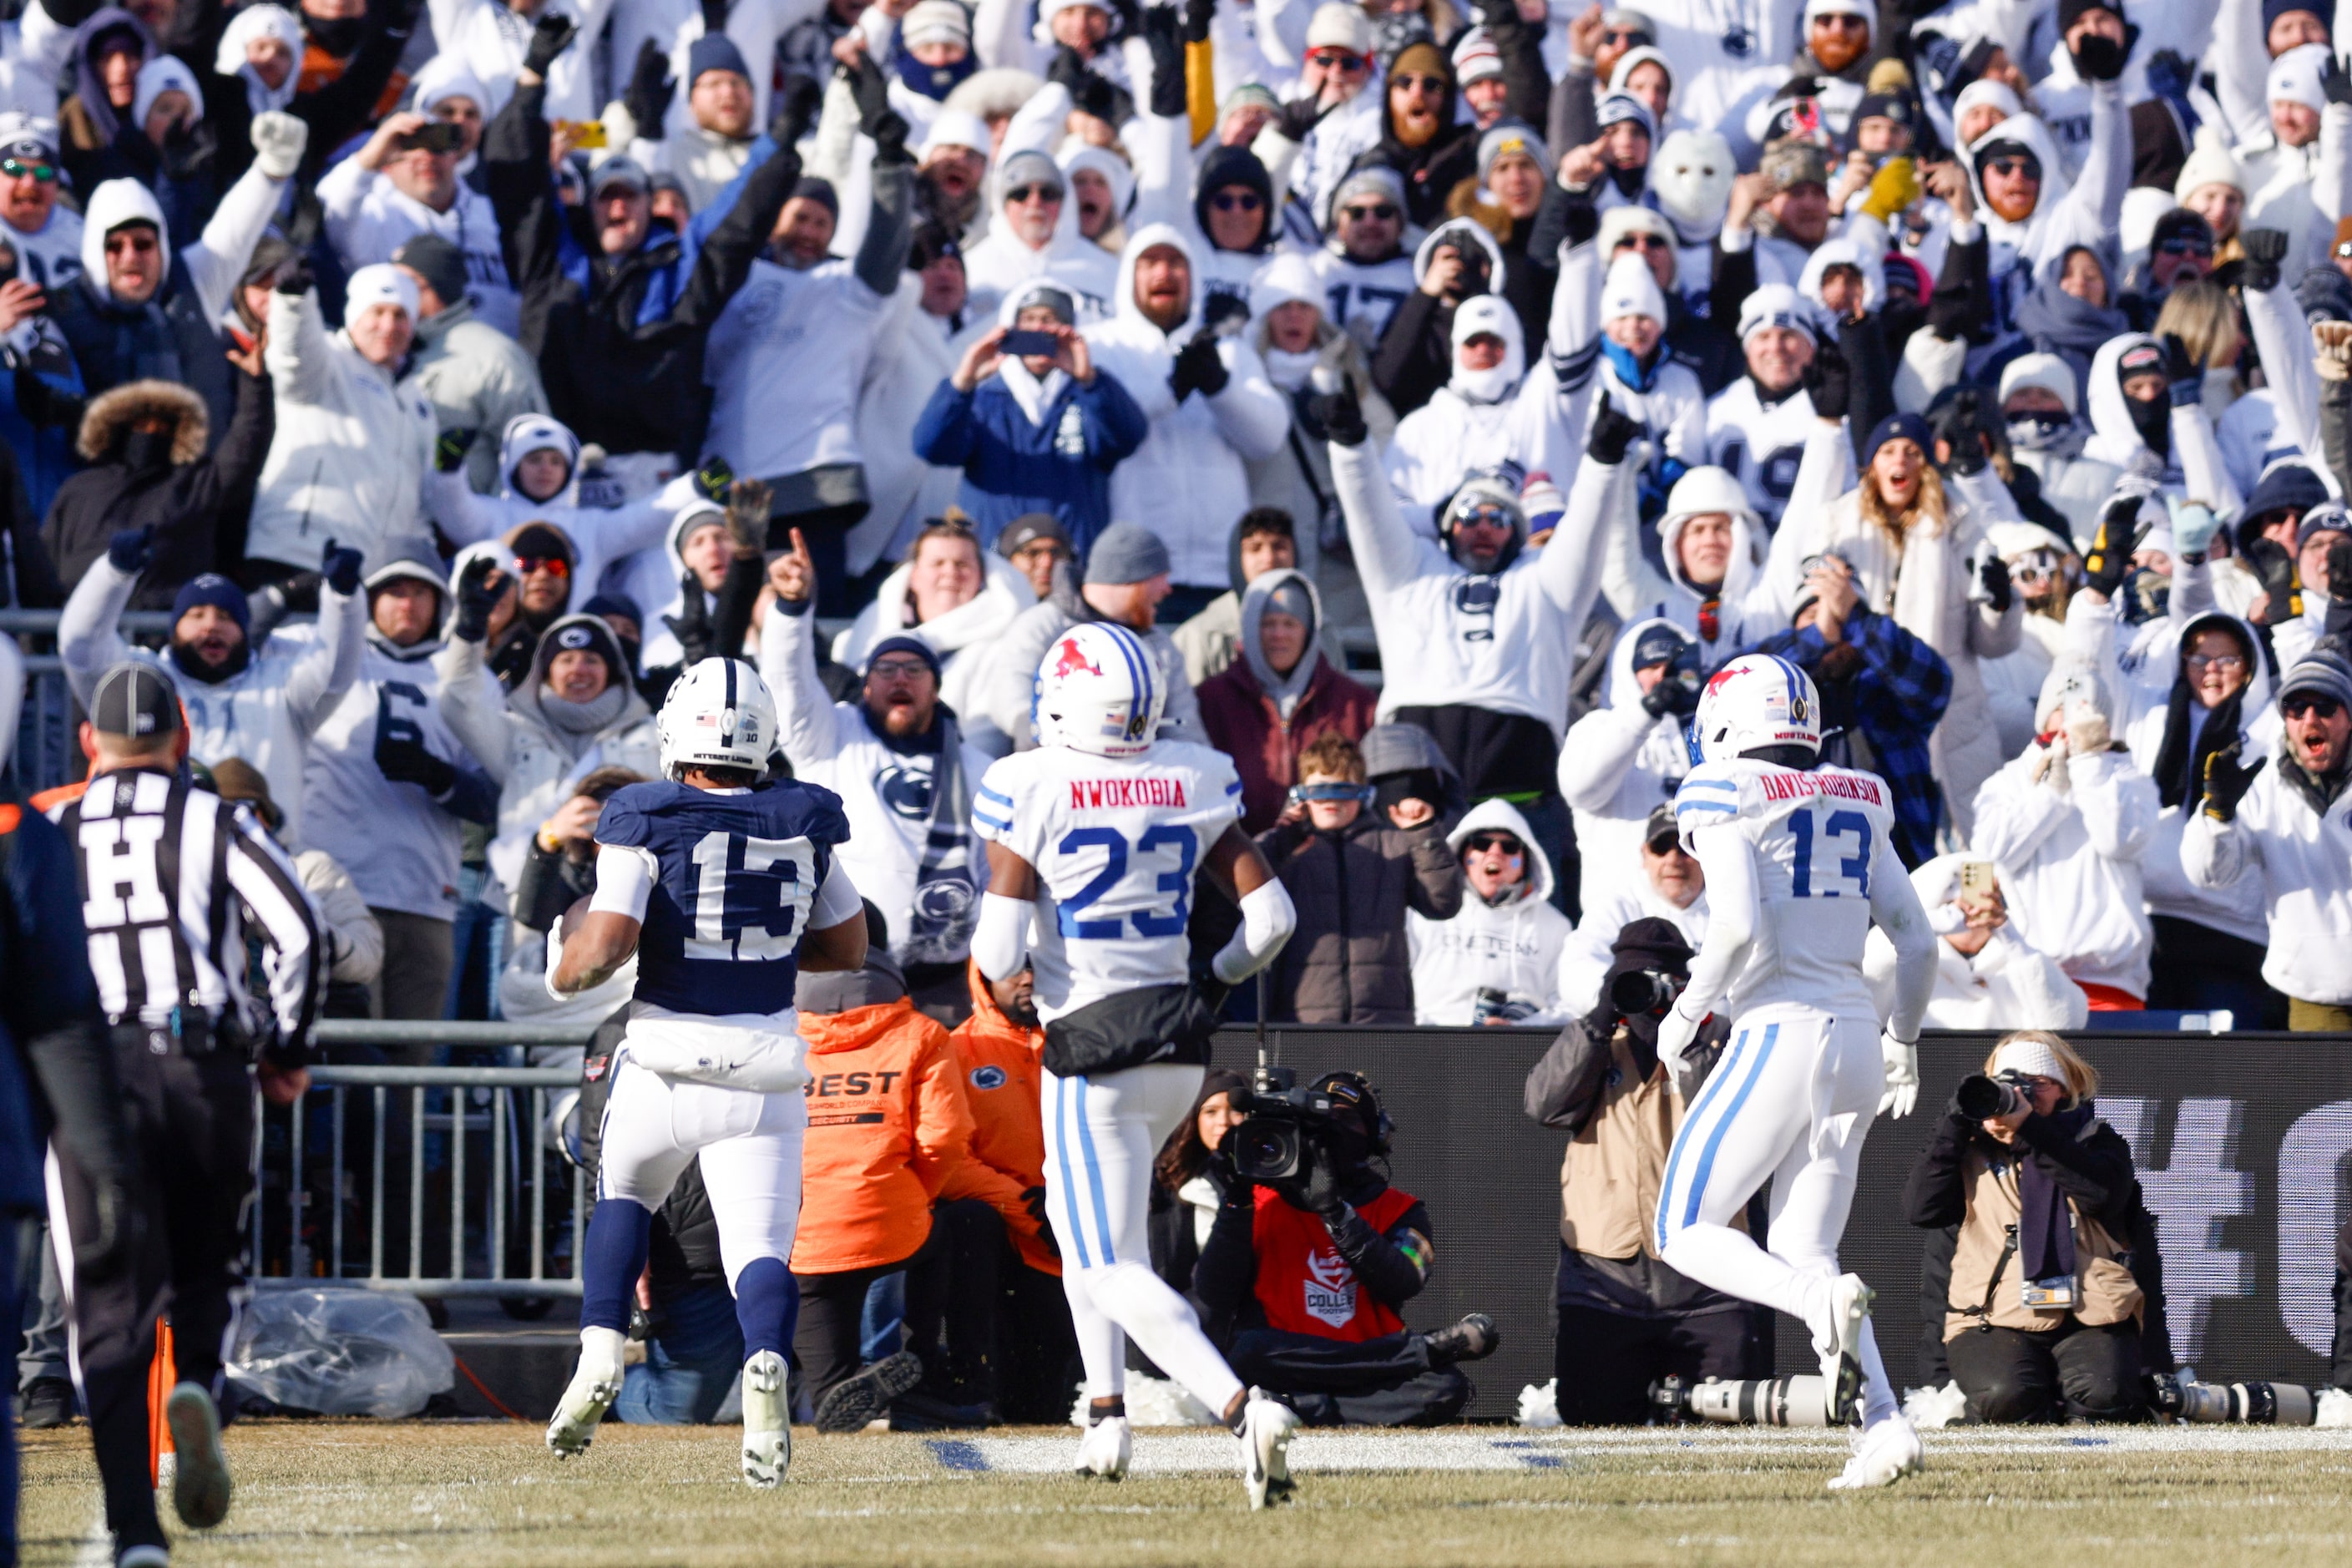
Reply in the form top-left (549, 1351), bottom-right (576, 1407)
top-left (56, 767), bottom-right (321, 1057)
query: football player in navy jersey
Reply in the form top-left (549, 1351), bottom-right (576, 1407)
top-left (544, 657), bottom-right (869, 1489)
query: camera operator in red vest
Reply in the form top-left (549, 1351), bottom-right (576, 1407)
top-left (1191, 1072), bottom-right (1500, 1425)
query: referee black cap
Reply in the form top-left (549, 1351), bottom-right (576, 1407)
top-left (89, 661), bottom-right (181, 739)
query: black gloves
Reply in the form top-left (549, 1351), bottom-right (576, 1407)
top-left (726, 475), bottom-right (773, 554)
top-left (1143, 3), bottom-right (1186, 119)
top-left (694, 454), bottom-right (736, 501)
top-left (768, 72), bottom-right (822, 148)
top-left (847, 53), bottom-right (892, 134)
top-left (2160, 332), bottom-right (2203, 408)
top-left (2069, 27), bottom-right (2128, 81)
top-left (1933, 389), bottom-right (1988, 477)
top-left (434, 427), bottom-right (473, 473)
top-left (272, 253), bottom-right (314, 296)
top-left (2326, 52), bottom-right (2352, 107)
top-left (1170, 329), bottom-right (1229, 401)
top-left (2242, 227), bottom-right (2289, 293)
top-left (1050, 45), bottom-right (1120, 120)
top-left (1586, 392), bottom-right (1641, 463)
top-left (2084, 496), bottom-right (2138, 598)
top-left (665, 568), bottom-right (714, 664)
top-left (1276, 93), bottom-right (1338, 141)
top-left (1641, 665), bottom-right (1701, 718)
top-left (522, 13), bottom-right (578, 76)
top-left (623, 39), bottom-right (675, 137)
top-left (376, 731), bottom-right (456, 794)
top-left (1182, 0), bottom-right (1214, 43)
top-left (321, 537), bottom-right (363, 597)
top-left (2244, 534), bottom-right (2298, 625)
top-left (1980, 554), bottom-right (2012, 613)
top-left (1805, 336), bottom-right (1851, 421)
top-left (107, 524), bottom-right (154, 574)
top-left (453, 554), bottom-right (504, 643)
top-left (1019, 1185), bottom-right (1060, 1257)
top-left (1313, 385), bottom-right (1367, 446)
top-left (868, 105), bottom-right (911, 165)
top-left (2201, 738), bottom-right (2266, 822)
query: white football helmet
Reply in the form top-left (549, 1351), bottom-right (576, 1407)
top-left (658, 657), bottom-right (776, 777)
top-left (1033, 622), bottom-right (1164, 756)
top-left (1692, 653), bottom-right (1822, 765)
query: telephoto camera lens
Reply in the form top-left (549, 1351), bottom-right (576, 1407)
top-left (2147, 1373), bottom-right (2316, 1425)
top-left (1608, 969), bottom-right (1684, 1016)
top-left (1683, 1376), bottom-right (1831, 1427)
top-left (1955, 1072), bottom-right (2027, 1120)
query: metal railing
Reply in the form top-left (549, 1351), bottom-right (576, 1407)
top-left (250, 1021), bottom-right (595, 1300)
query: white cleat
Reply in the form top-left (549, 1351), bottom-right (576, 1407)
top-left (741, 1349), bottom-right (791, 1489)
top-left (164, 1382), bottom-right (231, 1529)
top-left (1827, 1413), bottom-right (1924, 1490)
top-left (1074, 1414), bottom-right (1131, 1480)
top-left (1237, 1390), bottom-right (1301, 1510)
top-left (546, 1327), bottom-right (627, 1459)
top-left (1818, 1273), bottom-right (1874, 1425)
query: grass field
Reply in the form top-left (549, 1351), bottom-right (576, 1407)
top-left (23, 1421), bottom-right (2352, 1567)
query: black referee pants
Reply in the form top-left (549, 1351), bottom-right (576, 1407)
top-left (51, 1029), bottom-right (255, 1554)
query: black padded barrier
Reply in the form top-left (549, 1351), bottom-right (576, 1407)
top-left (1208, 1027), bottom-right (2352, 1415)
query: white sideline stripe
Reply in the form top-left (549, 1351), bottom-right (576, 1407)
top-left (930, 1426), bottom-right (2352, 1474)
top-left (73, 1503), bottom-right (110, 1568)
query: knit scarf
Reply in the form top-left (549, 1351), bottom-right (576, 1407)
top-left (873, 706), bottom-right (983, 965)
top-left (540, 685), bottom-right (628, 758)
top-left (2150, 681), bottom-right (2239, 811)
top-left (2016, 1102), bottom-right (2096, 1283)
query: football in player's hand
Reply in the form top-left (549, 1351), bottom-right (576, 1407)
top-left (557, 895), bottom-right (593, 947)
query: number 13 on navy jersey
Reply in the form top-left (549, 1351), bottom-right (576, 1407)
top-left (971, 740), bottom-right (1245, 1021)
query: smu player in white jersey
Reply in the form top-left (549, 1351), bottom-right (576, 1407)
top-left (969, 622), bottom-right (1305, 1508)
top-left (1653, 654), bottom-right (1939, 1489)
top-left (543, 659), bottom-right (870, 1488)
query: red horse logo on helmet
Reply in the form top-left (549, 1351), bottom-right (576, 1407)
top-left (1052, 637), bottom-right (1102, 680)
top-left (1704, 665), bottom-right (1744, 700)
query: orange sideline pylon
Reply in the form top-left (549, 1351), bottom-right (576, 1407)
top-left (146, 1318), bottom-right (175, 1485)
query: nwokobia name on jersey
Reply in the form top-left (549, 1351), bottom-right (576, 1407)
top-left (1757, 771), bottom-right (1887, 807)
top-left (1066, 776), bottom-right (1192, 810)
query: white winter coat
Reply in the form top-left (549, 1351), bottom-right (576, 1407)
top-left (1862, 855), bottom-right (2087, 1030)
top-left (1558, 616), bottom-right (1691, 913)
top-left (1555, 881), bottom-right (1711, 1017)
top-left (2183, 749), bottom-right (2352, 1005)
top-left (246, 287), bottom-right (438, 573)
top-left (1969, 741), bottom-right (2159, 999)
top-left (1407, 798), bottom-right (1572, 1025)
top-left (832, 554), bottom-right (1033, 719)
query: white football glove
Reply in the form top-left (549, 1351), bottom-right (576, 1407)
top-left (1878, 1029), bottom-right (1919, 1119)
top-left (250, 110), bottom-right (309, 179)
top-left (1657, 1003), bottom-right (1704, 1073)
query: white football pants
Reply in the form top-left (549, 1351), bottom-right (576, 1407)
top-left (598, 1056), bottom-right (806, 1288)
top-left (1655, 1004), bottom-right (1898, 1428)
top-left (1043, 1062), bottom-right (1246, 1418)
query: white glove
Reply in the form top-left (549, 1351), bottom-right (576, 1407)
top-left (251, 110), bottom-right (309, 179)
top-left (1657, 1002), bottom-right (1703, 1073)
top-left (1877, 1030), bottom-right (1919, 1119)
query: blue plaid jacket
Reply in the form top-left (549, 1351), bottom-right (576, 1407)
top-left (1746, 608), bottom-right (1953, 867)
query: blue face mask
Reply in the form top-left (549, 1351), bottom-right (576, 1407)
top-left (893, 35), bottom-right (975, 101)
top-left (1601, 334), bottom-right (1662, 392)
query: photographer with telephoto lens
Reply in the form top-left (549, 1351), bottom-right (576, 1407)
top-left (1192, 1071), bottom-right (1499, 1426)
top-left (1902, 1031), bottom-right (2162, 1424)
top-left (1523, 918), bottom-right (1768, 1424)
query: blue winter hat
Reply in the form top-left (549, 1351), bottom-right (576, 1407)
top-left (866, 635), bottom-right (940, 679)
top-left (688, 33), bottom-right (751, 85)
top-left (1862, 411), bottom-right (1935, 467)
top-left (172, 573), bottom-right (249, 635)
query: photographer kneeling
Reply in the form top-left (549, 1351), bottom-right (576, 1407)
top-left (1903, 1031), bottom-right (2149, 1424)
top-left (1524, 918), bottom-right (1765, 1424)
top-left (1192, 1073), bottom-right (1499, 1426)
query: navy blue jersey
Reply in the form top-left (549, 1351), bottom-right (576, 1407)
top-left (597, 779), bottom-right (852, 1018)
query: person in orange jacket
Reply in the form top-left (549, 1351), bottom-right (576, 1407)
top-left (911, 959), bottom-right (1080, 1424)
top-left (791, 943), bottom-right (976, 1433)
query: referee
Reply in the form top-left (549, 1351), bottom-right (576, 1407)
top-left (49, 662), bottom-right (321, 1568)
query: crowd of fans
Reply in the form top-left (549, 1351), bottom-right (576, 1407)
top-left (5, 0), bottom-right (2352, 1441)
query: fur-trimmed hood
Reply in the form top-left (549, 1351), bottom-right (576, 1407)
top-left (76, 379), bottom-right (206, 463)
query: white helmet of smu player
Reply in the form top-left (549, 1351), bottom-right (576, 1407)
top-left (1692, 652), bottom-right (1822, 765)
top-left (657, 657), bottom-right (776, 777)
top-left (1033, 621), bottom-right (1165, 756)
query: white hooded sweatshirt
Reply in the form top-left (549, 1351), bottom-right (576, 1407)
top-left (2077, 332), bottom-right (2245, 516)
top-left (1082, 222), bottom-right (1291, 587)
top-left (1967, 90), bottom-right (2127, 346)
top-left (1385, 293), bottom-right (1581, 539)
top-left (1407, 798), bottom-right (1571, 1025)
top-left (832, 551), bottom-right (1034, 718)
top-left (962, 93), bottom-right (1121, 322)
top-left (1969, 676), bottom-right (2160, 1000)
top-left (1862, 855), bottom-right (2089, 1030)
top-left (1558, 616), bottom-right (1693, 913)
top-left (427, 413), bottom-right (695, 599)
top-left (2182, 726), bottom-right (2352, 1005)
